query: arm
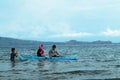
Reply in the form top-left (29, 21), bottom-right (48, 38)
top-left (56, 51), bottom-right (60, 56)
top-left (49, 50), bottom-right (52, 57)
top-left (38, 49), bottom-right (42, 56)
top-left (15, 51), bottom-right (18, 57)
top-left (40, 51), bottom-right (42, 55)
top-left (48, 50), bottom-right (53, 57)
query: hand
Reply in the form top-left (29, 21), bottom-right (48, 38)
top-left (56, 53), bottom-right (60, 56)
top-left (16, 51), bottom-right (18, 57)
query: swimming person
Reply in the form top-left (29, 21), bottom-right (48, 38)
top-left (48, 44), bottom-right (60, 57)
top-left (10, 48), bottom-right (18, 62)
top-left (37, 44), bottom-right (45, 57)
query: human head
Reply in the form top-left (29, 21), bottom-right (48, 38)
top-left (52, 44), bottom-right (56, 50)
top-left (39, 44), bottom-right (43, 49)
top-left (11, 48), bottom-right (15, 52)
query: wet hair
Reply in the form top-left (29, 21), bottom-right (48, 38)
top-left (11, 48), bottom-right (15, 52)
top-left (52, 45), bottom-right (56, 48)
top-left (41, 44), bottom-right (43, 47)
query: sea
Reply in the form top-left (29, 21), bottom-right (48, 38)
top-left (0, 44), bottom-right (120, 80)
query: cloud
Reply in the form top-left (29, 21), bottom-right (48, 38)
top-left (50, 32), bottom-right (93, 38)
top-left (101, 28), bottom-right (120, 37)
top-left (1, 0), bottom-right (120, 41)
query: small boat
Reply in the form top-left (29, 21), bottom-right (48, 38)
top-left (18, 54), bottom-right (77, 61)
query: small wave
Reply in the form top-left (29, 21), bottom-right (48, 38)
top-left (104, 78), bottom-right (120, 80)
top-left (114, 65), bottom-right (120, 68)
top-left (5, 69), bottom-right (28, 72)
top-left (48, 70), bottom-right (108, 75)
top-left (96, 59), bottom-right (117, 62)
top-left (38, 70), bottom-right (49, 72)
top-left (86, 78), bottom-right (120, 80)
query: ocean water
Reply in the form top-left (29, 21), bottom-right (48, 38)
top-left (0, 44), bottom-right (120, 80)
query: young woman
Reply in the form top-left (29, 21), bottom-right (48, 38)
top-left (37, 44), bottom-right (45, 57)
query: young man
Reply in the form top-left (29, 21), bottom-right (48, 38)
top-left (10, 48), bottom-right (18, 62)
top-left (48, 45), bottom-right (60, 57)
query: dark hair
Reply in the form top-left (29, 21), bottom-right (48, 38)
top-left (11, 48), bottom-right (15, 52)
top-left (52, 45), bottom-right (56, 48)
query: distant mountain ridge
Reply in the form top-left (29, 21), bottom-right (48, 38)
top-left (0, 37), bottom-right (112, 47)
top-left (0, 37), bottom-right (40, 47)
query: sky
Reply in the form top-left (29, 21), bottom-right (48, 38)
top-left (0, 0), bottom-right (120, 42)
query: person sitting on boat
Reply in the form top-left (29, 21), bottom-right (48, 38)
top-left (37, 44), bottom-right (45, 57)
top-left (49, 44), bottom-right (60, 57)
top-left (10, 48), bottom-right (18, 62)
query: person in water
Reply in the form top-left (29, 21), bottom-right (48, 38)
top-left (49, 44), bottom-right (60, 57)
top-left (37, 44), bottom-right (45, 57)
top-left (10, 48), bottom-right (18, 62)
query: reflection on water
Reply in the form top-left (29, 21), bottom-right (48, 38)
top-left (11, 62), bottom-right (15, 67)
top-left (0, 44), bottom-right (120, 80)
top-left (37, 60), bottom-right (45, 68)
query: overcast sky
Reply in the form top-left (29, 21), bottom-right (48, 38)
top-left (0, 0), bottom-right (120, 42)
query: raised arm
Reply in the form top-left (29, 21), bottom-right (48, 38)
top-left (15, 51), bottom-right (18, 57)
top-left (49, 50), bottom-right (52, 57)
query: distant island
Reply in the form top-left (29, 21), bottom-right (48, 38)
top-left (66, 40), bottom-right (112, 44)
top-left (0, 37), bottom-right (113, 47)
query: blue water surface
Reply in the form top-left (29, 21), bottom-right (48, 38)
top-left (0, 44), bottom-right (120, 80)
